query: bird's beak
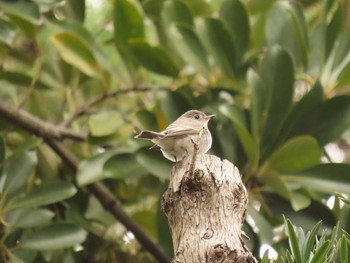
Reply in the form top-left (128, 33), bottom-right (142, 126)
top-left (205, 115), bottom-right (215, 121)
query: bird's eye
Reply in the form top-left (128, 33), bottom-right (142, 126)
top-left (194, 114), bottom-right (200, 120)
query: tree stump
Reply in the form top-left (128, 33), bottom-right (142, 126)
top-left (162, 154), bottom-right (257, 263)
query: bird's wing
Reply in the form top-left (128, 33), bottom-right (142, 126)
top-left (135, 130), bottom-right (164, 140)
top-left (162, 127), bottom-right (199, 139)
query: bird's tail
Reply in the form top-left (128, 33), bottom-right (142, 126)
top-left (135, 130), bottom-right (162, 140)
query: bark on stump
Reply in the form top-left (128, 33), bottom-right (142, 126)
top-left (162, 154), bottom-right (257, 263)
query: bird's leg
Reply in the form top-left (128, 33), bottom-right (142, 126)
top-left (189, 138), bottom-right (199, 176)
top-left (188, 127), bottom-right (204, 176)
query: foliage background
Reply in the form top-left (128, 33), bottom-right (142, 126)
top-left (0, 0), bottom-right (350, 262)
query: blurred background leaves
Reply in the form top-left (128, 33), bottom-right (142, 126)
top-left (1, 0), bottom-right (350, 262)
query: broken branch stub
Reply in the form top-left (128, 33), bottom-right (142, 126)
top-left (162, 154), bottom-right (257, 263)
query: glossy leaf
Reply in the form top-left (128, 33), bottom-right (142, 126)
top-left (196, 17), bottom-right (236, 77)
top-left (77, 150), bottom-right (120, 186)
top-left (310, 240), bottom-right (330, 263)
top-left (113, 0), bottom-right (145, 75)
top-left (162, 0), bottom-right (193, 26)
top-left (292, 96), bottom-right (350, 146)
top-left (247, 205), bottom-right (274, 243)
top-left (220, 104), bottom-right (258, 166)
top-left (0, 1), bottom-right (41, 25)
top-left (51, 32), bottom-right (100, 77)
top-left (21, 223), bottom-right (87, 250)
top-left (286, 219), bottom-right (302, 263)
top-left (88, 111), bottom-right (123, 137)
top-left (10, 138), bottom-right (42, 158)
top-left (248, 69), bottom-right (266, 141)
top-left (169, 24), bottom-right (210, 74)
top-left (113, 0), bottom-right (145, 45)
top-left (4, 152), bottom-right (37, 195)
top-left (135, 147), bottom-right (172, 181)
top-left (262, 136), bottom-right (321, 174)
top-left (56, 0), bottom-right (85, 22)
top-left (13, 181), bottom-right (77, 208)
top-left (284, 163), bottom-right (350, 195)
top-left (219, 0), bottom-right (250, 62)
top-left (266, 1), bottom-right (308, 68)
top-left (160, 91), bottom-right (192, 124)
top-left (340, 234), bottom-right (349, 263)
top-left (260, 46), bottom-right (294, 154)
top-left (0, 136), bottom-right (5, 175)
top-left (129, 39), bottom-right (179, 77)
top-left (0, 19), bottom-right (16, 45)
top-left (279, 81), bottom-right (323, 143)
top-left (103, 153), bottom-right (148, 179)
top-left (303, 220), bottom-right (323, 263)
top-left (14, 208), bottom-right (54, 228)
top-left (0, 71), bottom-right (52, 90)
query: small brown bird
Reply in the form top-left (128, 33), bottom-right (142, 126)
top-left (135, 110), bottom-right (214, 162)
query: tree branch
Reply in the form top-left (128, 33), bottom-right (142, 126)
top-left (0, 100), bottom-right (86, 141)
top-left (60, 85), bottom-right (160, 127)
top-left (0, 99), bottom-right (170, 263)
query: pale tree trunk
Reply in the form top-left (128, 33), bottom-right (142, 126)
top-left (162, 154), bottom-right (257, 263)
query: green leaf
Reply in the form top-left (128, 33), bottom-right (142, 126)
top-left (262, 136), bottom-right (321, 174)
top-left (113, 0), bottom-right (145, 76)
top-left (220, 104), bottom-right (258, 166)
top-left (248, 69), bottom-right (266, 141)
top-left (0, 1), bottom-right (41, 25)
top-left (169, 24), bottom-right (210, 74)
top-left (56, 0), bottom-right (85, 22)
top-left (51, 32), bottom-right (100, 77)
top-left (21, 223), bottom-right (87, 250)
top-left (136, 110), bottom-right (159, 131)
top-left (196, 17), bottom-right (236, 77)
top-left (284, 163), bottom-right (350, 195)
top-left (340, 234), bottom-right (349, 263)
top-left (303, 220), bottom-right (323, 263)
top-left (285, 219), bottom-right (302, 263)
top-left (280, 81), bottom-right (323, 143)
top-left (0, 19), bottom-right (16, 45)
top-left (88, 111), bottom-right (124, 137)
top-left (219, 0), bottom-right (250, 62)
top-left (162, 0), bottom-right (193, 26)
top-left (260, 46), bottom-right (294, 154)
top-left (0, 1), bottom-right (41, 37)
top-left (0, 71), bottom-right (52, 90)
top-left (14, 208), bottom-right (55, 228)
top-left (336, 193), bottom-right (350, 208)
top-left (160, 91), bottom-right (192, 124)
top-left (310, 240), bottom-right (330, 263)
top-left (113, 0), bottom-right (145, 45)
top-left (0, 136), bottom-right (5, 175)
top-left (103, 153), bottom-right (148, 179)
top-left (266, 1), bottom-right (308, 68)
top-left (135, 147), bottom-right (172, 180)
top-left (294, 96), bottom-right (350, 146)
top-left (13, 181), bottom-right (77, 208)
top-left (77, 149), bottom-right (120, 186)
top-left (263, 172), bottom-right (291, 201)
top-left (4, 152), bottom-right (37, 195)
top-left (325, 1), bottom-right (343, 59)
top-left (129, 39), bottom-right (179, 77)
top-left (11, 138), bottom-right (42, 158)
top-left (247, 205), bottom-right (274, 243)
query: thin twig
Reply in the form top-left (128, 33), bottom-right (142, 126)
top-left (60, 85), bottom-right (159, 127)
top-left (0, 100), bottom-right (170, 263)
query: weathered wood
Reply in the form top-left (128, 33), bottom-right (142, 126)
top-left (162, 154), bottom-right (257, 263)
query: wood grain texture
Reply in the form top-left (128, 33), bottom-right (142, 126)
top-left (162, 154), bottom-right (257, 263)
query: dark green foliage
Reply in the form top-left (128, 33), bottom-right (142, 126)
top-left (0, 0), bottom-right (350, 262)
